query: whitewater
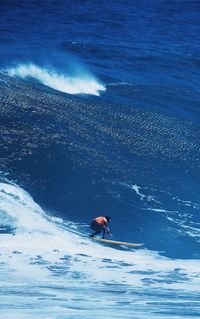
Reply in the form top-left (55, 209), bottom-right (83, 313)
top-left (7, 64), bottom-right (105, 96)
top-left (0, 181), bottom-right (199, 318)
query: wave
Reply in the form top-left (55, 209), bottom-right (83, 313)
top-left (0, 72), bottom-right (199, 260)
top-left (0, 180), bottom-right (200, 317)
top-left (0, 180), bottom-right (199, 271)
top-left (6, 63), bottom-right (106, 96)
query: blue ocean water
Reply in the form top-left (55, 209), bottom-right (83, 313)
top-left (0, 0), bottom-right (200, 318)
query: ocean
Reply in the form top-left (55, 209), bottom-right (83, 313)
top-left (0, 0), bottom-right (200, 318)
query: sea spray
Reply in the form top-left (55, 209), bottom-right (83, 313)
top-left (7, 64), bottom-right (106, 96)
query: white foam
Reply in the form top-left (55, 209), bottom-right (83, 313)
top-left (7, 64), bottom-right (106, 96)
top-left (166, 215), bottom-right (200, 239)
top-left (147, 208), bottom-right (178, 213)
top-left (121, 182), bottom-right (160, 204)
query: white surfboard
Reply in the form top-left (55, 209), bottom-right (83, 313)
top-left (92, 237), bottom-right (144, 247)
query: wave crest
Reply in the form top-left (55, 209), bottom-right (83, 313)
top-left (7, 64), bottom-right (106, 96)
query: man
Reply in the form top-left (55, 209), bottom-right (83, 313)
top-left (90, 216), bottom-right (112, 239)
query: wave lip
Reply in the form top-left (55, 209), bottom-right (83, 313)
top-left (7, 64), bottom-right (106, 96)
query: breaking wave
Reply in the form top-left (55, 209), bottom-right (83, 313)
top-left (7, 64), bottom-right (106, 96)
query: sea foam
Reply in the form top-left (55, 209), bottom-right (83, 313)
top-left (7, 64), bottom-right (106, 96)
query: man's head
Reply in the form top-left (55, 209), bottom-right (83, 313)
top-left (105, 216), bottom-right (111, 222)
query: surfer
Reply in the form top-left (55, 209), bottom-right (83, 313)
top-left (90, 216), bottom-right (112, 239)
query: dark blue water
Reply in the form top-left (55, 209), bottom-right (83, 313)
top-left (1, 0), bottom-right (200, 86)
top-left (0, 1), bottom-right (200, 318)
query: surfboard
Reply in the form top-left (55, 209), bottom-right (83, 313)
top-left (92, 237), bottom-right (144, 247)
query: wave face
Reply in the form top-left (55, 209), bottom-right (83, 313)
top-left (0, 68), bottom-right (200, 318)
top-left (0, 0), bottom-right (200, 318)
top-left (0, 73), bottom-right (199, 259)
top-left (7, 64), bottom-right (105, 95)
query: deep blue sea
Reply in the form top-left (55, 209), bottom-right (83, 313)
top-left (0, 1), bottom-right (200, 318)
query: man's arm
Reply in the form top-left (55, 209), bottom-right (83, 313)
top-left (102, 225), bottom-right (111, 238)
